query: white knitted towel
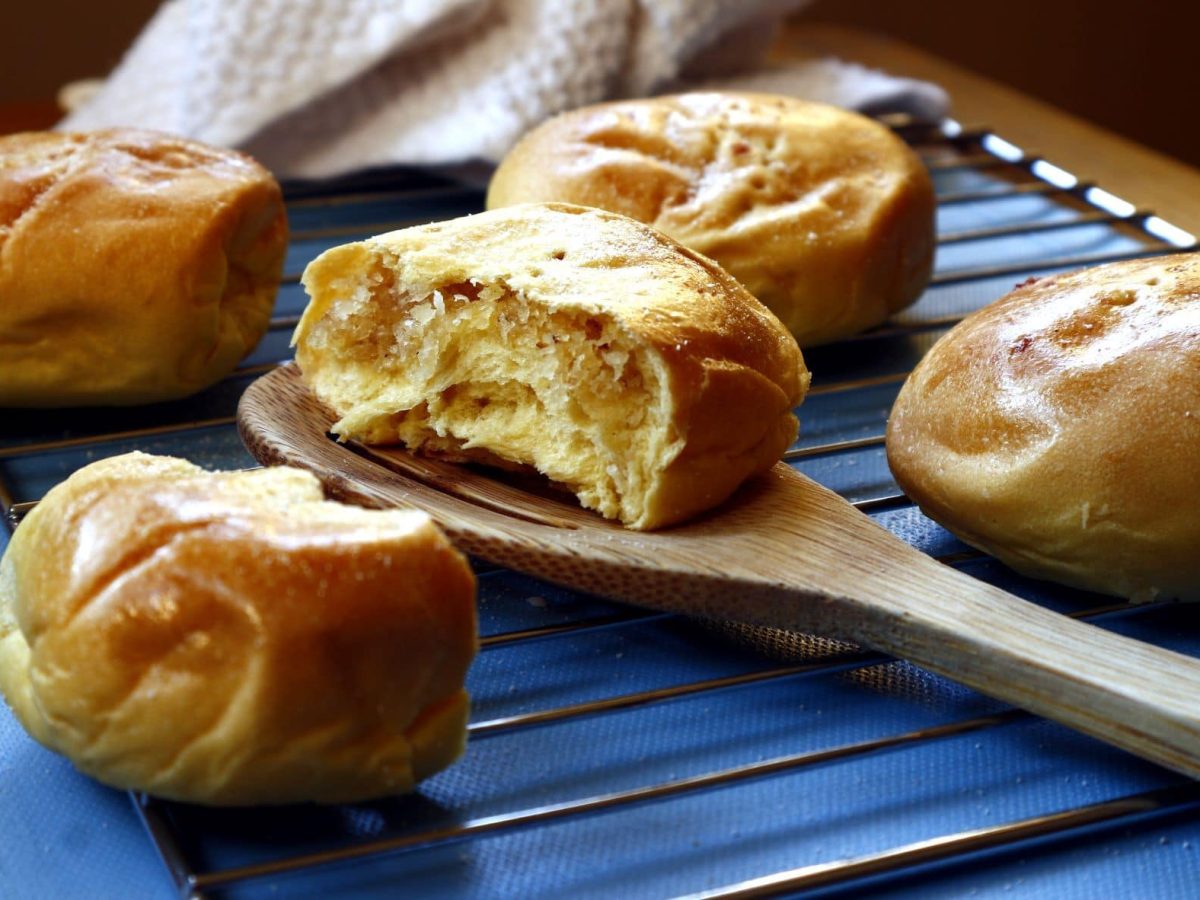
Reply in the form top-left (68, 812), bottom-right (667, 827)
top-left (60, 0), bottom-right (949, 179)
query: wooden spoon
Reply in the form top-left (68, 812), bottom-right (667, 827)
top-left (239, 363), bottom-right (1200, 778)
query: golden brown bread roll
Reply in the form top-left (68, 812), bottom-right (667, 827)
top-left (486, 93), bottom-right (935, 347)
top-left (0, 452), bottom-right (477, 805)
top-left (886, 254), bottom-right (1200, 602)
top-left (0, 128), bottom-right (288, 406)
top-left (294, 202), bottom-right (808, 530)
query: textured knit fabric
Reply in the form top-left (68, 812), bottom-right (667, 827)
top-left (60, 0), bottom-right (949, 178)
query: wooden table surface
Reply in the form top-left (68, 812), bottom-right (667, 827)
top-left (781, 24), bottom-right (1200, 238)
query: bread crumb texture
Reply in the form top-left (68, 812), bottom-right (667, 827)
top-left (0, 128), bottom-right (287, 406)
top-left (294, 203), bottom-right (809, 530)
top-left (887, 254), bottom-right (1200, 601)
top-left (0, 452), bottom-right (477, 805)
top-left (486, 93), bottom-right (935, 346)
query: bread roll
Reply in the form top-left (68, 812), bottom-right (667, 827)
top-left (486, 93), bottom-right (935, 347)
top-left (294, 202), bottom-right (808, 530)
top-left (0, 452), bottom-right (477, 805)
top-left (0, 129), bottom-right (287, 406)
top-left (886, 254), bottom-right (1200, 602)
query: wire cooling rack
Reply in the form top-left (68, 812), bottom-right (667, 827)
top-left (3, 118), bottom-right (1200, 899)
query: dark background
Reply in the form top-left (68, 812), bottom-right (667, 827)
top-left (3, 1), bottom-right (1197, 168)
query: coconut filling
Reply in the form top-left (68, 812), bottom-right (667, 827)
top-left (308, 276), bottom-right (680, 526)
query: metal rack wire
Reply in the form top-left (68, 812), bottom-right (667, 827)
top-left (3, 118), bottom-right (1200, 899)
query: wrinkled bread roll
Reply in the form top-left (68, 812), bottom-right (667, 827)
top-left (887, 254), bottom-right (1200, 602)
top-left (486, 93), bottom-right (935, 347)
top-left (0, 129), bottom-right (287, 406)
top-left (0, 452), bottom-right (477, 805)
top-left (294, 202), bottom-right (808, 530)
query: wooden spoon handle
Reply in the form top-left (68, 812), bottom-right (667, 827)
top-left (837, 563), bottom-right (1200, 777)
top-left (728, 469), bottom-right (1200, 779)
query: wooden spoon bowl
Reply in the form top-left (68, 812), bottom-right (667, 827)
top-left (239, 363), bottom-right (1200, 778)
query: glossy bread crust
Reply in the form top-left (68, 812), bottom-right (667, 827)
top-left (0, 128), bottom-right (288, 406)
top-left (0, 452), bottom-right (478, 804)
top-left (486, 93), bottom-right (935, 346)
top-left (887, 254), bottom-right (1200, 601)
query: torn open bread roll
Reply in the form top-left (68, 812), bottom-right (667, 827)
top-left (294, 203), bottom-right (808, 530)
